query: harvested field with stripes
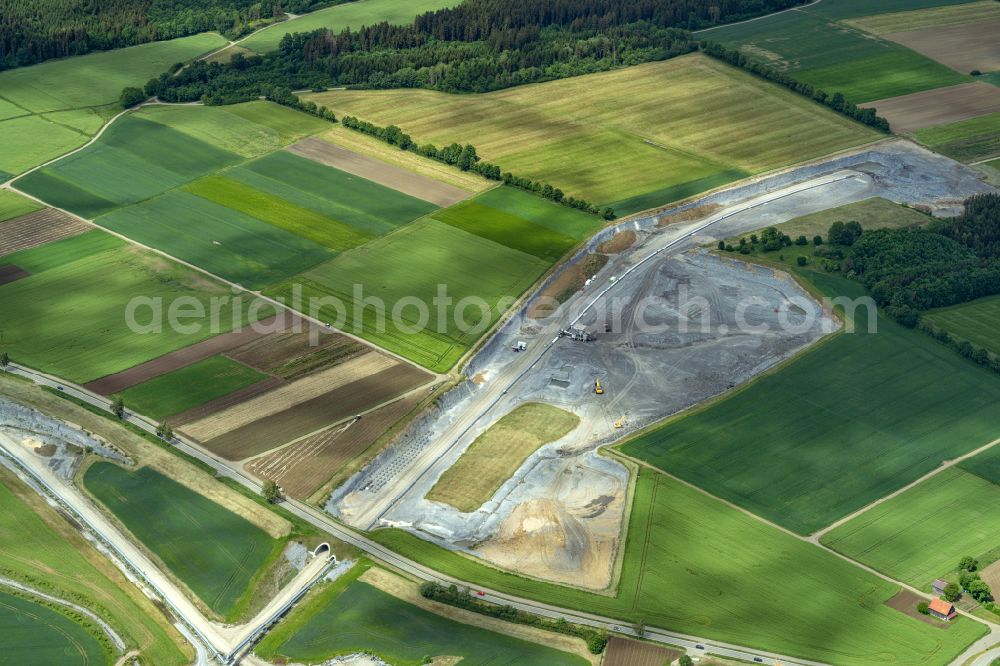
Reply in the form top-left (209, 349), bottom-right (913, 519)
top-left (196, 363), bottom-right (431, 460)
top-left (247, 391), bottom-right (424, 500)
top-left (0, 208), bottom-right (89, 256)
top-left (84, 312), bottom-right (295, 395)
top-left (286, 137), bottom-right (474, 207)
top-left (225, 328), bottom-right (366, 379)
top-left (179, 352), bottom-right (431, 460)
top-left (0, 264), bottom-right (29, 285)
top-left (170, 376), bottom-right (286, 426)
top-left (602, 636), bottom-right (681, 666)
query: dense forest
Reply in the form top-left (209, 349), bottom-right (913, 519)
top-left (146, 0), bottom-right (807, 101)
top-left (0, 0), bottom-right (332, 69)
top-left (848, 194), bottom-right (1000, 322)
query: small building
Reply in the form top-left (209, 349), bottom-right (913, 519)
top-left (928, 598), bottom-right (957, 621)
top-left (932, 579), bottom-right (949, 596)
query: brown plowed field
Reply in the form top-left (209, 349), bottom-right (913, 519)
top-left (225, 328), bottom-right (366, 379)
top-left (169, 376), bottom-right (287, 426)
top-left (602, 636), bottom-right (681, 666)
top-left (0, 264), bottom-right (30, 285)
top-left (885, 21), bottom-right (1000, 75)
top-left (83, 312), bottom-right (301, 395)
top-left (188, 360), bottom-right (432, 460)
top-left (286, 137), bottom-right (471, 207)
top-left (247, 391), bottom-right (423, 499)
top-left (980, 559), bottom-right (1000, 598)
top-left (0, 208), bottom-right (89, 256)
top-left (182, 352), bottom-right (398, 441)
top-left (863, 82), bottom-right (1000, 133)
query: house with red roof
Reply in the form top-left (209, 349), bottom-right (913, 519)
top-left (928, 598), bottom-right (957, 621)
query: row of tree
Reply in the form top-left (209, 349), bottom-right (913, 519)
top-left (698, 41), bottom-right (891, 131)
top-left (419, 581), bottom-right (608, 654)
top-left (339, 114), bottom-right (613, 218)
top-left (0, 0), bottom-right (334, 70)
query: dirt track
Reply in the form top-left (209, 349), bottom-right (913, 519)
top-left (863, 82), bottom-right (1000, 133)
top-left (286, 137), bottom-right (472, 207)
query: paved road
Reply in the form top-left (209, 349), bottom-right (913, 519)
top-left (2, 362), bottom-right (823, 666)
top-left (0, 419), bottom-right (334, 664)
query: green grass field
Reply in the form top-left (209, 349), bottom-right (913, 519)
top-left (961, 445), bottom-right (1000, 484)
top-left (427, 403), bottom-right (580, 512)
top-left (701, 5), bottom-right (968, 103)
top-left (231, 150), bottom-right (437, 236)
top-left (845, 1), bottom-right (1000, 35)
top-left (241, 0), bottom-right (458, 53)
top-left (619, 272), bottom-right (1000, 535)
top-left (432, 187), bottom-right (598, 261)
top-left (17, 115), bottom-right (243, 218)
top-left (269, 194), bottom-right (553, 371)
top-left (0, 190), bottom-right (41, 222)
top-left (924, 294), bottom-right (1000, 355)
top-left (308, 54), bottom-right (876, 212)
top-left (119, 355), bottom-right (269, 420)
top-left (185, 175), bottom-right (373, 251)
top-left (0, 589), bottom-right (112, 665)
top-left (258, 564), bottom-right (586, 666)
top-left (0, 467), bottom-right (188, 664)
top-left (84, 463), bottom-right (282, 620)
top-left (913, 111), bottom-right (1000, 162)
top-left (0, 231), bottom-right (269, 382)
top-left (822, 467), bottom-right (1000, 588)
top-left (97, 191), bottom-right (334, 289)
top-left (0, 33), bottom-right (227, 177)
top-left (138, 102), bottom-right (328, 158)
top-left (742, 196), bottom-right (930, 241)
top-left (372, 467), bottom-right (986, 666)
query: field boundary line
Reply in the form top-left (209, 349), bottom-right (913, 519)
top-left (3, 175), bottom-right (445, 381)
top-left (694, 0), bottom-right (824, 34)
top-left (810, 434), bottom-right (1000, 542)
top-left (0, 575), bottom-right (127, 652)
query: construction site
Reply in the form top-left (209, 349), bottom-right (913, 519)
top-left (327, 138), bottom-right (994, 590)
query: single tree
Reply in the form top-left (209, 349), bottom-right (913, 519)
top-left (795, 235), bottom-right (808, 245)
top-left (718, 240), bottom-right (726, 250)
top-left (633, 620), bottom-right (646, 638)
top-left (959, 556), bottom-right (980, 572)
top-left (917, 601), bottom-right (929, 615)
top-left (966, 580), bottom-right (993, 603)
top-left (156, 421), bottom-right (173, 441)
top-left (262, 480), bottom-right (281, 503)
top-left (111, 396), bottom-right (125, 419)
top-left (813, 235), bottom-right (823, 246)
top-left (0, 351), bottom-right (8, 368)
top-left (943, 582), bottom-right (962, 602)
top-left (679, 656), bottom-right (695, 666)
top-left (797, 255), bottom-right (808, 266)
top-left (119, 86), bottom-right (146, 108)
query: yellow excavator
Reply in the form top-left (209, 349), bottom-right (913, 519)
top-left (594, 377), bottom-right (604, 395)
top-left (614, 415), bottom-right (627, 429)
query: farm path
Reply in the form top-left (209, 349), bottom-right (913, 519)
top-left (0, 575), bottom-right (127, 652)
top-left (694, 0), bottom-right (824, 34)
top-left (1, 103), bottom-right (445, 381)
top-left (2, 362), bottom-right (823, 666)
top-left (810, 435), bottom-right (1000, 542)
top-left (0, 422), bottom-right (335, 663)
